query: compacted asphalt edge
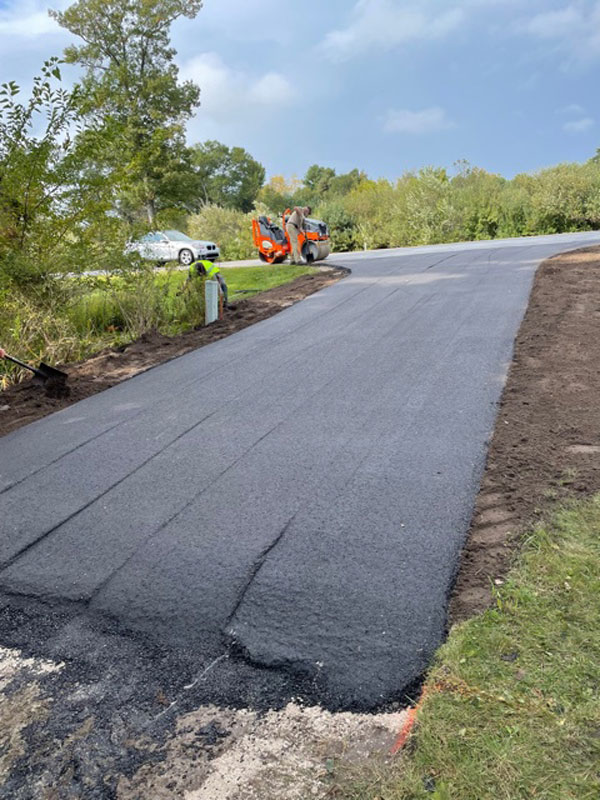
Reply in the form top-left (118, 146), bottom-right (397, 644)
top-left (1, 231), bottom-right (600, 711)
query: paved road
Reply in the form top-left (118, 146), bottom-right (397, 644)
top-left (1, 232), bottom-right (599, 709)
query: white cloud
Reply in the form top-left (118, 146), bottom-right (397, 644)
top-left (518, 1), bottom-right (600, 67)
top-left (0, 0), bottom-right (69, 38)
top-left (248, 73), bottom-right (291, 106)
top-left (523, 6), bottom-right (581, 38)
top-left (173, 0), bottom-right (289, 50)
top-left (563, 117), bottom-right (594, 133)
top-left (0, 11), bottom-right (57, 37)
top-left (319, 0), bottom-right (465, 62)
top-left (383, 106), bottom-right (455, 134)
top-left (179, 52), bottom-right (296, 125)
top-left (557, 103), bottom-right (586, 115)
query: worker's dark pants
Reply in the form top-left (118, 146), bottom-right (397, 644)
top-left (217, 275), bottom-right (229, 306)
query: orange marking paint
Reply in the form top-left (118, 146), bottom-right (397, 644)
top-left (390, 685), bottom-right (430, 755)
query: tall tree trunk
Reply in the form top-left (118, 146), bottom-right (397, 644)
top-left (146, 199), bottom-right (156, 227)
top-left (144, 177), bottom-right (156, 227)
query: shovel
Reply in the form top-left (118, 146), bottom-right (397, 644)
top-left (2, 351), bottom-right (68, 387)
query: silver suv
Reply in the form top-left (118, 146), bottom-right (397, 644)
top-left (126, 230), bottom-right (220, 266)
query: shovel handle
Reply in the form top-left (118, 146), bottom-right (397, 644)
top-left (2, 353), bottom-right (44, 378)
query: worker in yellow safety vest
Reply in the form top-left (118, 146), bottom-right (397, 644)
top-left (188, 259), bottom-right (229, 308)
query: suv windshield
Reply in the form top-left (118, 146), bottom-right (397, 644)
top-left (164, 230), bottom-right (193, 242)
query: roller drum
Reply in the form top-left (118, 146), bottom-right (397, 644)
top-left (315, 241), bottom-right (331, 261)
top-left (302, 240), bottom-right (331, 263)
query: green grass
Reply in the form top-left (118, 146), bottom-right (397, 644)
top-left (222, 264), bottom-right (316, 298)
top-left (157, 263), bottom-right (316, 299)
top-left (334, 497), bottom-right (600, 800)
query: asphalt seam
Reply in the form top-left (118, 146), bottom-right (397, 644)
top-left (0, 418), bottom-right (127, 497)
top-left (224, 514), bottom-right (298, 634)
top-left (424, 252), bottom-right (464, 271)
top-left (0, 405), bottom-right (222, 572)
top-left (85, 419), bottom-right (301, 606)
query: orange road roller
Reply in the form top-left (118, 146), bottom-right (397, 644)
top-left (252, 209), bottom-right (331, 264)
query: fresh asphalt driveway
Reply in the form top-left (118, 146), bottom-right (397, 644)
top-left (2, 232), bottom-right (599, 709)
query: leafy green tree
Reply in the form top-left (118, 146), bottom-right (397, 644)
top-left (190, 140), bottom-right (265, 212)
top-left (397, 167), bottom-right (454, 245)
top-left (329, 168), bottom-right (367, 197)
top-left (344, 179), bottom-right (395, 250)
top-left (304, 164), bottom-right (336, 198)
top-left (0, 60), bottom-right (72, 285)
top-left (0, 59), bottom-right (141, 377)
top-left (450, 162), bottom-right (505, 241)
top-left (50, 0), bottom-right (203, 226)
top-left (303, 165), bottom-right (366, 205)
top-left (524, 163), bottom-right (600, 234)
top-left (315, 200), bottom-right (359, 252)
top-left (0, 58), bottom-right (128, 290)
top-left (257, 174), bottom-right (302, 215)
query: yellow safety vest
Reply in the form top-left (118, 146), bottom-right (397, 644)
top-left (190, 260), bottom-right (220, 280)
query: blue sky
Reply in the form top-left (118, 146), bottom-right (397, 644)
top-left (1, 0), bottom-right (599, 181)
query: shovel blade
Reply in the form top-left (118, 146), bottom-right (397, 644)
top-left (38, 362), bottom-right (68, 384)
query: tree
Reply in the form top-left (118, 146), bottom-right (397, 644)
top-left (50, 0), bottom-right (203, 226)
top-left (450, 162), bottom-right (505, 241)
top-left (304, 164), bottom-right (336, 197)
top-left (315, 200), bottom-right (359, 252)
top-left (344, 179), bottom-right (394, 249)
top-left (303, 165), bottom-right (366, 204)
top-left (0, 58), bottom-right (125, 288)
top-left (257, 174), bottom-right (302, 214)
top-left (190, 140), bottom-right (265, 212)
top-left (329, 168), bottom-right (366, 197)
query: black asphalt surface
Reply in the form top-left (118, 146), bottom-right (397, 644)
top-left (2, 232), bottom-right (600, 710)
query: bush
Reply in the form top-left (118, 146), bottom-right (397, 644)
top-left (69, 290), bottom-right (126, 336)
top-left (71, 268), bottom-right (206, 338)
top-left (0, 267), bottom-right (208, 387)
top-left (0, 288), bottom-right (96, 386)
top-left (187, 204), bottom-right (256, 261)
top-left (314, 200), bottom-right (360, 252)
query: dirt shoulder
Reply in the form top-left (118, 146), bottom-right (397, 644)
top-left (450, 245), bottom-right (600, 624)
top-left (0, 268), bottom-right (346, 439)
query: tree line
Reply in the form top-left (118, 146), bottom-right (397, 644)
top-left (256, 158), bottom-right (600, 252)
top-left (186, 155), bottom-right (600, 262)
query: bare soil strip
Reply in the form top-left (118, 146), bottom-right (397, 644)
top-left (450, 246), bottom-right (600, 624)
top-left (0, 268), bottom-right (346, 439)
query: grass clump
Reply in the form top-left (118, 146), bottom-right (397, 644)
top-left (336, 497), bottom-right (600, 800)
top-left (222, 264), bottom-right (316, 299)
